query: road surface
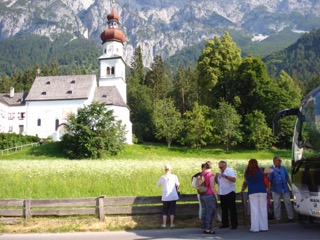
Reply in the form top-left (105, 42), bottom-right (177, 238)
top-left (0, 222), bottom-right (319, 240)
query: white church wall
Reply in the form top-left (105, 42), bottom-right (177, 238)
top-left (0, 104), bottom-right (27, 135)
top-left (26, 99), bottom-right (90, 139)
top-left (0, 102), bottom-right (9, 133)
top-left (107, 105), bottom-right (132, 144)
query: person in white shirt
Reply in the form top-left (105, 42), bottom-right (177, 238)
top-left (215, 160), bottom-right (238, 230)
top-left (157, 164), bottom-right (180, 228)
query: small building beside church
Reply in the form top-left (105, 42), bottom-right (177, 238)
top-left (0, 7), bottom-right (132, 144)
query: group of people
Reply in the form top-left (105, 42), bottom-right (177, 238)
top-left (156, 156), bottom-right (294, 234)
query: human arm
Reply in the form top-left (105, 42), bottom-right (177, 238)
top-left (241, 180), bottom-right (248, 192)
top-left (263, 167), bottom-right (274, 174)
top-left (220, 172), bottom-right (236, 182)
top-left (210, 176), bottom-right (219, 200)
top-left (157, 176), bottom-right (164, 187)
top-left (214, 173), bottom-right (219, 184)
top-left (175, 175), bottom-right (180, 191)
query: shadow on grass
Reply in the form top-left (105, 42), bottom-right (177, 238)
top-left (27, 142), bottom-right (65, 159)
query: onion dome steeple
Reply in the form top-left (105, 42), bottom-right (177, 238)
top-left (100, 1), bottom-right (126, 44)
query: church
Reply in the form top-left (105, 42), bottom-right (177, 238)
top-left (0, 6), bottom-right (132, 144)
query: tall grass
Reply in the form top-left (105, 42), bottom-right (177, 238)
top-left (0, 143), bottom-right (291, 199)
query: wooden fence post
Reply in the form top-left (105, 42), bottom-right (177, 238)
top-left (98, 195), bottom-right (106, 221)
top-left (24, 198), bottom-right (31, 221)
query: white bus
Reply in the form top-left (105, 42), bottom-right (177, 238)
top-left (273, 86), bottom-right (320, 222)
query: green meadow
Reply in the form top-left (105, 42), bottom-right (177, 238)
top-left (0, 142), bottom-right (291, 199)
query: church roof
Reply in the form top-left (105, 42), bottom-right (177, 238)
top-left (26, 75), bottom-right (96, 101)
top-left (0, 92), bottom-right (27, 106)
top-left (93, 86), bottom-right (127, 107)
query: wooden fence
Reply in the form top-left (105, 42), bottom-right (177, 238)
top-left (0, 193), bottom-right (249, 224)
top-left (0, 142), bottom-right (39, 156)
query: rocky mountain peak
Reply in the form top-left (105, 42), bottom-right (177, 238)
top-left (0, 0), bottom-right (320, 67)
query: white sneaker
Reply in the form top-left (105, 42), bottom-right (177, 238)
top-left (170, 224), bottom-right (175, 228)
top-left (161, 224), bottom-right (166, 228)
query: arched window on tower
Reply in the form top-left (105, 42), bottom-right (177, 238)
top-left (37, 118), bottom-right (41, 126)
top-left (111, 66), bottom-right (115, 75)
top-left (107, 67), bottom-right (111, 75)
top-left (55, 119), bottom-right (59, 131)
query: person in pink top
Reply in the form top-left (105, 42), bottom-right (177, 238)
top-left (199, 161), bottom-right (219, 234)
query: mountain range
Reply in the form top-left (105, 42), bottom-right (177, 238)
top-left (1, 0), bottom-right (320, 67)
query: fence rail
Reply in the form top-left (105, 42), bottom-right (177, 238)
top-left (0, 142), bottom-right (39, 156)
top-left (0, 193), bottom-right (249, 224)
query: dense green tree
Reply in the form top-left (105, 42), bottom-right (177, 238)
top-left (145, 55), bottom-right (172, 102)
top-left (11, 71), bottom-right (24, 92)
top-left (61, 102), bottom-right (126, 159)
top-left (277, 70), bottom-right (302, 107)
top-left (127, 46), bottom-right (154, 142)
top-left (0, 74), bottom-right (11, 92)
top-left (171, 66), bottom-right (198, 116)
top-left (303, 73), bottom-right (320, 95)
top-left (41, 60), bottom-right (60, 76)
top-left (130, 46), bottom-right (145, 85)
top-left (153, 98), bottom-right (183, 147)
top-left (273, 71), bottom-right (302, 147)
top-left (243, 110), bottom-right (274, 150)
top-left (181, 102), bottom-right (213, 149)
top-left (233, 55), bottom-right (272, 116)
top-left (212, 101), bottom-right (242, 150)
top-left (197, 32), bottom-right (242, 107)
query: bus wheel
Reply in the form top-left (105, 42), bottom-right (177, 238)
top-left (297, 213), bottom-right (304, 224)
top-left (309, 216), bottom-right (315, 223)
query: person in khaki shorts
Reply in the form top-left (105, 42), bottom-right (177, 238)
top-left (268, 156), bottom-right (294, 222)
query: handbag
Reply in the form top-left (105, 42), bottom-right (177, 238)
top-left (261, 168), bottom-right (270, 188)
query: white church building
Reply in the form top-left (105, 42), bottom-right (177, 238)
top-left (0, 7), bottom-right (132, 144)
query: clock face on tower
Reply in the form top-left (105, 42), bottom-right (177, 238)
top-left (107, 44), bottom-right (121, 56)
top-left (108, 45), bottom-right (114, 55)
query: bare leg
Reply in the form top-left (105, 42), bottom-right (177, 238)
top-left (162, 215), bottom-right (167, 226)
top-left (170, 215), bottom-right (175, 226)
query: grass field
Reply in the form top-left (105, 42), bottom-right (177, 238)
top-left (0, 142), bottom-right (292, 233)
top-left (0, 142), bottom-right (291, 199)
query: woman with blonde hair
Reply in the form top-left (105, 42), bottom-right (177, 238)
top-left (157, 164), bottom-right (180, 228)
top-left (241, 159), bottom-right (273, 232)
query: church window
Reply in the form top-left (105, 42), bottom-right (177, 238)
top-left (55, 119), bottom-right (59, 131)
top-left (8, 126), bottom-right (13, 132)
top-left (41, 92), bottom-right (46, 95)
top-left (102, 94), bottom-right (107, 98)
top-left (18, 112), bottom-right (25, 120)
top-left (37, 119), bottom-right (41, 126)
top-left (8, 112), bottom-right (14, 120)
top-left (67, 90), bottom-right (72, 94)
top-left (70, 80), bottom-right (75, 84)
top-left (107, 67), bottom-right (111, 75)
top-left (111, 66), bottom-right (115, 75)
top-left (46, 81), bottom-right (50, 85)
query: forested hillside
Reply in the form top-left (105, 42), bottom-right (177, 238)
top-left (166, 28), bottom-right (303, 71)
top-left (0, 33), bottom-right (100, 77)
top-left (0, 29), bottom-right (303, 77)
top-left (264, 29), bottom-right (320, 83)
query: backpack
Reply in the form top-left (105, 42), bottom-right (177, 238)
top-left (195, 174), bottom-right (208, 194)
top-left (261, 168), bottom-right (270, 188)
